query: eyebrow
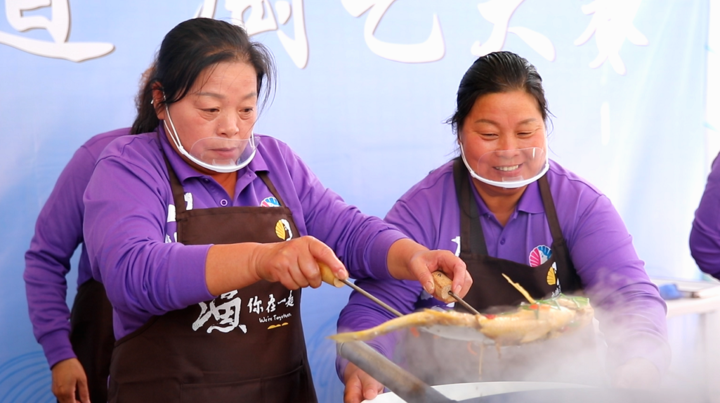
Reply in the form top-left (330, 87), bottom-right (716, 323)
top-left (472, 118), bottom-right (539, 126)
top-left (195, 91), bottom-right (258, 100)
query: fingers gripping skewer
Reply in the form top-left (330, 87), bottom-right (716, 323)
top-left (319, 262), bottom-right (403, 318)
top-left (319, 262), bottom-right (345, 287)
top-left (432, 272), bottom-right (481, 316)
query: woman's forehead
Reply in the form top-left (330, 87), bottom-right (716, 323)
top-left (469, 92), bottom-right (543, 121)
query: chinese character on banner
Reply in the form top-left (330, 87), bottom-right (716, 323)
top-left (574, 0), bottom-right (648, 75)
top-left (0, 0), bottom-right (114, 62)
top-left (471, 0), bottom-right (555, 61)
top-left (341, 0), bottom-right (444, 63)
top-left (199, 0), bottom-right (309, 69)
top-left (192, 291), bottom-right (248, 333)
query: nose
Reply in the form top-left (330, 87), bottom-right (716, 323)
top-left (217, 111), bottom-right (242, 138)
top-left (496, 133), bottom-right (518, 151)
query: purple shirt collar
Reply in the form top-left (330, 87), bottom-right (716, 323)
top-left (470, 175), bottom-right (545, 217)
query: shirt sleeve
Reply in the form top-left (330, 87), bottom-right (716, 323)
top-left (83, 147), bottom-right (213, 332)
top-left (23, 145), bottom-right (94, 368)
top-left (567, 193), bottom-right (671, 374)
top-left (274, 144), bottom-right (406, 280)
top-left (690, 153), bottom-right (720, 277)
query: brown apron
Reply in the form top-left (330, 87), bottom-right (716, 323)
top-left (397, 159), bottom-right (601, 386)
top-left (453, 158), bottom-right (582, 311)
top-left (69, 279), bottom-right (114, 403)
top-left (107, 160), bottom-right (317, 403)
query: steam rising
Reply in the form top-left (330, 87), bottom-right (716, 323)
top-left (358, 266), bottom-right (715, 402)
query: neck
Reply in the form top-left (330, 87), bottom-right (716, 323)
top-left (213, 172), bottom-right (237, 198)
top-left (473, 179), bottom-right (526, 227)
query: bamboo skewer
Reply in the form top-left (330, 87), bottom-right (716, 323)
top-left (501, 273), bottom-right (537, 304)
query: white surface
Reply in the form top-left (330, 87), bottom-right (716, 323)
top-left (653, 277), bottom-right (720, 299)
top-left (661, 288), bottom-right (720, 403)
top-left (362, 381), bottom-right (592, 403)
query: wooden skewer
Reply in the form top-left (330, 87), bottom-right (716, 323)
top-left (501, 273), bottom-right (537, 304)
top-left (433, 272), bottom-right (482, 315)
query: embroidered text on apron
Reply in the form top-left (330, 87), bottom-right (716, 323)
top-left (69, 278), bottom-right (114, 403)
top-left (108, 159), bottom-right (317, 403)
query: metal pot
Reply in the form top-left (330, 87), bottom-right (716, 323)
top-left (339, 341), bottom-right (707, 403)
top-left (366, 385), bottom-right (705, 403)
top-left (362, 381), bottom-right (591, 403)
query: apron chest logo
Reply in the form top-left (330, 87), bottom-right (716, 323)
top-left (275, 219), bottom-right (293, 241)
top-left (529, 245), bottom-right (552, 267)
top-left (261, 196), bottom-right (280, 207)
top-left (547, 264), bottom-right (557, 285)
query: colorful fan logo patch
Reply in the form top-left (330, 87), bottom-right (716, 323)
top-left (529, 245), bottom-right (552, 267)
top-left (261, 197), bottom-right (280, 207)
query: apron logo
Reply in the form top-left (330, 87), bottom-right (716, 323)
top-left (275, 219), bottom-right (293, 241)
top-left (261, 196), bottom-right (280, 207)
top-left (547, 265), bottom-right (557, 285)
top-left (550, 263), bottom-right (561, 295)
top-left (529, 245), bottom-right (552, 267)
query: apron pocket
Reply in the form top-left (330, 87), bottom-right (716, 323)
top-left (180, 363), bottom-right (310, 403)
top-left (112, 379), bottom-right (180, 403)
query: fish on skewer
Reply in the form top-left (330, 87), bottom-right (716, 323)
top-left (330, 309), bottom-right (482, 343)
top-left (328, 294), bottom-right (594, 345)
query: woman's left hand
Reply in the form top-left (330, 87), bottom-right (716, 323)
top-left (387, 239), bottom-right (472, 300)
top-left (612, 357), bottom-right (661, 389)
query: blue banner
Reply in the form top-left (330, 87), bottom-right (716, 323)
top-left (0, 1), bottom-right (710, 401)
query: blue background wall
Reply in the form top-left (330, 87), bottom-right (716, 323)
top-left (0, 1), bottom-right (713, 401)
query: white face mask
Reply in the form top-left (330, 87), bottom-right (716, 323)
top-left (459, 143), bottom-right (549, 189)
top-left (163, 103), bottom-right (257, 173)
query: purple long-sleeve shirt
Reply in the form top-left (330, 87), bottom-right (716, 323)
top-left (83, 126), bottom-right (406, 340)
top-left (337, 159), bottom-right (670, 377)
top-left (24, 128), bottom-right (130, 368)
top-left (690, 152), bottom-right (720, 277)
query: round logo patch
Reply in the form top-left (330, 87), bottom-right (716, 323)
top-left (261, 197), bottom-right (280, 207)
top-left (529, 245), bottom-right (552, 267)
top-left (275, 219), bottom-right (293, 241)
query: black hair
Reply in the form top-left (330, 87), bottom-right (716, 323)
top-left (448, 51), bottom-right (549, 138)
top-left (131, 18), bottom-right (275, 135)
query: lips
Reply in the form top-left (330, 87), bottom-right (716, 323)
top-left (494, 164), bottom-right (521, 172)
top-left (210, 147), bottom-right (239, 155)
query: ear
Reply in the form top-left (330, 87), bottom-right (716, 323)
top-left (151, 84), bottom-right (166, 120)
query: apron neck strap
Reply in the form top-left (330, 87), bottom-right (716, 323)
top-left (453, 158), bottom-right (488, 255)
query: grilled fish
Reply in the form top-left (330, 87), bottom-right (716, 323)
top-left (329, 295), bottom-right (593, 345)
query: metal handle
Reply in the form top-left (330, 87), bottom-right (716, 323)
top-left (338, 341), bottom-right (456, 403)
top-left (319, 262), bottom-right (403, 317)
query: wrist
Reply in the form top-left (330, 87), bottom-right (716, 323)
top-left (386, 239), bottom-right (426, 280)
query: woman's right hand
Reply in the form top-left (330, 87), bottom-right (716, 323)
top-left (343, 362), bottom-right (384, 403)
top-left (51, 358), bottom-right (89, 403)
top-left (253, 235), bottom-right (348, 290)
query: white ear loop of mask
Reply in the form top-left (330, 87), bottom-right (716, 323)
top-left (163, 102), bottom-right (256, 174)
top-left (459, 143), bottom-right (549, 189)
